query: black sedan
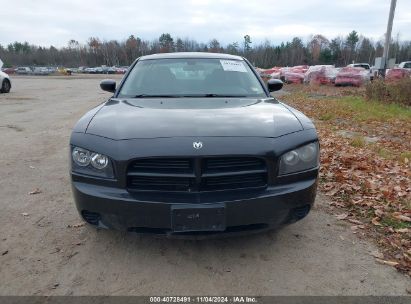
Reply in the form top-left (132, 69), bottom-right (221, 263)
top-left (70, 52), bottom-right (319, 237)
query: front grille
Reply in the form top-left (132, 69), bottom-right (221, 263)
top-left (204, 157), bottom-right (265, 173)
top-left (127, 157), bottom-right (267, 192)
top-left (128, 176), bottom-right (191, 191)
top-left (129, 158), bottom-right (192, 174)
top-left (203, 172), bottom-right (267, 191)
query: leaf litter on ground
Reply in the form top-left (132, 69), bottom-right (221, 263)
top-left (282, 85), bottom-right (411, 275)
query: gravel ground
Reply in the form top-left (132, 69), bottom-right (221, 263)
top-left (0, 75), bottom-right (409, 296)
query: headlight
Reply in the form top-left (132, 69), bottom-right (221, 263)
top-left (279, 142), bottom-right (319, 175)
top-left (91, 153), bottom-right (109, 169)
top-left (72, 148), bottom-right (91, 166)
top-left (71, 147), bottom-right (114, 178)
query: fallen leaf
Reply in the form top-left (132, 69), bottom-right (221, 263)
top-left (29, 188), bottom-right (41, 195)
top-left (375, 258), bottom-right (399, 267)
top-left (393, 186), bottom-right (402, 192)
top-left (68, 222), bottom-right (85, 228)
top-left (371, 217), bottom-right (382, 226)
top-left (336, 213), bottom-right (348, 220)
top-left (284, 89), bottom-right (411, 275)
top-left (49, 248), bottom-right (61, 254)
top-left (374, 209), bottom-right (385, 217)
top-left (348, 219), bottom-right (363, 225)
top-left (66, 251), bottom-right (79, 259)
top-left (393, 214), bottom-right (411, 222)
top-left (370, 250), bottom-right (384, 259)
top-left (2, 250), bottom-right (8, 256)
top-left (51, 283), bottom-right (59, 289)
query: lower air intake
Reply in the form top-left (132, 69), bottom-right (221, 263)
top-left (81, 210), bottom-right (101, 225)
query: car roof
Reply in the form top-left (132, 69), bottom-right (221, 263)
top-left (139, 52), bottom-right (244, 61)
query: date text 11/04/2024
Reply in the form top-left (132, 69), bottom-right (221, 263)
top-left (149, 296), bottom-right (258, 303)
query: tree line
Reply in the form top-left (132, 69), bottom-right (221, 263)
top-left (1, 31), bottom-right (410, 68)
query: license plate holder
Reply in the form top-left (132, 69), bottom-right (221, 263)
top-left (171, 204), bottom-right (226, 233)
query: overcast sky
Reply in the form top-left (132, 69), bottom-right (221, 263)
top-left (1, 0), bottom-right (411, 47)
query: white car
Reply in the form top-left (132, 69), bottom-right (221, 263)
top-left (398, 61), bottom-right (411, 71)
top-left (15, 67), bottom-right (32, 75)
top-left (347, 63), bottom-right (373, 80)
top-left (0, 59), bottom-right (12, 93)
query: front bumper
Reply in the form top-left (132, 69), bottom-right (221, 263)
top-left (72, 173), bottom-right (317, 237)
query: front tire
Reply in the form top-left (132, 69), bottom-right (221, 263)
top-left (1, 79), bottom-right (11, 93)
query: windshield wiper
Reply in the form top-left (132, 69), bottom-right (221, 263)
top-left (131, 94), bottom-right (248, 98)
top-left (133, 94), bottom-right (183, 98)
top-left (197, 94), bottom-right (248, 97)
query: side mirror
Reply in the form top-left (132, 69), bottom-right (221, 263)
top-left (267, 79), bottom-right (283, 92)
top-left (100, 79), bottom-right (116, 93)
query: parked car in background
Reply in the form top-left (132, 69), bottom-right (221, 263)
top-left (84, 67), bottom-right (97, 74)
top-left (347, 63), bottom-right (373, 80)
top-left (1, 67), bottom-right (16, 74)
top-left (256, 67), bottom-right (281, 80)
top-left (77, 67), bottom-right (87, 73)
top-left (100, 66), bottom-right (116, 74)
top-left (115, 66), bottom-right (129, 74)
top-left (386, 68), bottom-right (411, 81)
top-left (16, 67), bottom-right (32, 75)
top-left (335, 67), bottom-right (370, 87)
top-left (95, 67), bottom-right (104, 74)
top-left (283, 71), bottom-right (304, 84)
top-left (68, 68), bottom-right (79, 74)
top-left (33, 67), bottom-right (50, 75)
top-left (280, 66), bottom-right (308, 84)
top-left (398, 61), bottom-right (411, 71)
top-left (304, 65), bottom-right (337, 85)
top-left (348, 63), bottom-right (370, 70)
top-left (46, 67), bottom-right (57, 74)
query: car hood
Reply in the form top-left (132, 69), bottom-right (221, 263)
top-left (85, 98), bottom-right (304, 140)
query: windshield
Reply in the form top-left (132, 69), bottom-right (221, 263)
top-left (118, 58), bottom-right (267, 98)
top-left (354, 64), bottom-right (369, 70)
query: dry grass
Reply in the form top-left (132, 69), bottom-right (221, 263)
top-left (366, 78), bottom-right (411, 106)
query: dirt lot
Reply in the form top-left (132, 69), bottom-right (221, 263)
top-left (0, 75), bottom-right (409, 296)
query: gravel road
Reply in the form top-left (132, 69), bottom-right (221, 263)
top-left (0, 75), bottom-right (409, 296)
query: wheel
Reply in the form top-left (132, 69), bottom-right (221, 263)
top-left (1, 79), bottom-right (11, 93)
